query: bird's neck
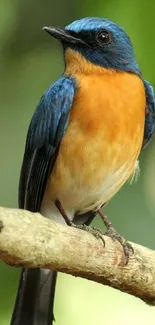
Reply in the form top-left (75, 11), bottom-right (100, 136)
top-left (65, 48), bottom-right (115, 76)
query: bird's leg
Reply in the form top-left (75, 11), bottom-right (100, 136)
top-left (55, 200), bottom-right (72, 226)
top-left (55, 200), bottom-right (105, 244)
top-left (55, 200), bottom-right (132, 264)
top-left (98, 208), bottom-right (133, 264)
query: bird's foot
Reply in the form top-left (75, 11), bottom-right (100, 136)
top-left (98, 208), bottom-right (133, 265)
top-left (104, 225), bottom-right (133, 264)
top-left (55, 200), bottom-right (133, 264)
top-left (55, 200), bottom-right (105, 243)
top-left (70, 223), bottom-right (105, 245)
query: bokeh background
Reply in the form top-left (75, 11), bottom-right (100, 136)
top-left (1, 0), bottom-right (155, 324)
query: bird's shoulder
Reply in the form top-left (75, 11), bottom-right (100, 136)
top-left (26, 75), bottom-right (76, 152)
top-left (142, 79), bottom-right (155, 148)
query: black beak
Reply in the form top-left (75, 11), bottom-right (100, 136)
top-left (43, 26), bottom-right (85, 45)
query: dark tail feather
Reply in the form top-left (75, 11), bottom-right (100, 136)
top-left (10, 210), bottom-right (96, 325)
top-left (10, 268), bottom-right (57, 325)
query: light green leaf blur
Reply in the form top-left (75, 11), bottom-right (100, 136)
top-left (0, 0), bottom-right (155, 324)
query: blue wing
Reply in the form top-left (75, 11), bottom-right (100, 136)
top-left (142, 80), bottom-right (155, 149)
top-left (19, 76), bottom-right (76, 211)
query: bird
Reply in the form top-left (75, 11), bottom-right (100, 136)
top-left (10, 17), bottom-right (155, 325)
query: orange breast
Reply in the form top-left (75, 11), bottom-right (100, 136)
top-left (43, 60), bottom-right (146, 214)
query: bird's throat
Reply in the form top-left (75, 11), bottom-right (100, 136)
top-left (65, 48), bottom-right (115, 76)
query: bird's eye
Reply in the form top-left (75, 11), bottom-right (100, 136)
top-left (96, 30), bottom-right (111, 44)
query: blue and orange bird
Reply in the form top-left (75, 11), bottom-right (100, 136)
top-left (10, 17), bottom-right (155, 325)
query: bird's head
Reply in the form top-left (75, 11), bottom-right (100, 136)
top-left (43, 17), bottom-right (140, 75)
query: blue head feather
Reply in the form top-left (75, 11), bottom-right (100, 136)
top-left (64, 17), bottom-right (140, 75)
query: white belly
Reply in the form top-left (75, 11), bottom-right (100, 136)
top-left (41, 160), bottom-right (139, 222)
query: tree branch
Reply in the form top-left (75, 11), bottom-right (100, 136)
top-left (0, 206), bottom-right (155, 305)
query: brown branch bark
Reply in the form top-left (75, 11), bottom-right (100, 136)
top-left (0, 206), bottom-right (155, 305)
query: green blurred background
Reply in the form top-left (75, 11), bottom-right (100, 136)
top-left (1, 0), bottom-right (155, 324)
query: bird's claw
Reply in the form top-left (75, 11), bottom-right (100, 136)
top-left (104, 225), bottom-right (133, 265)
top-left (70, 223), bottom-right (105, 245)
top-left (67, 217), bottom-right (133, 265)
